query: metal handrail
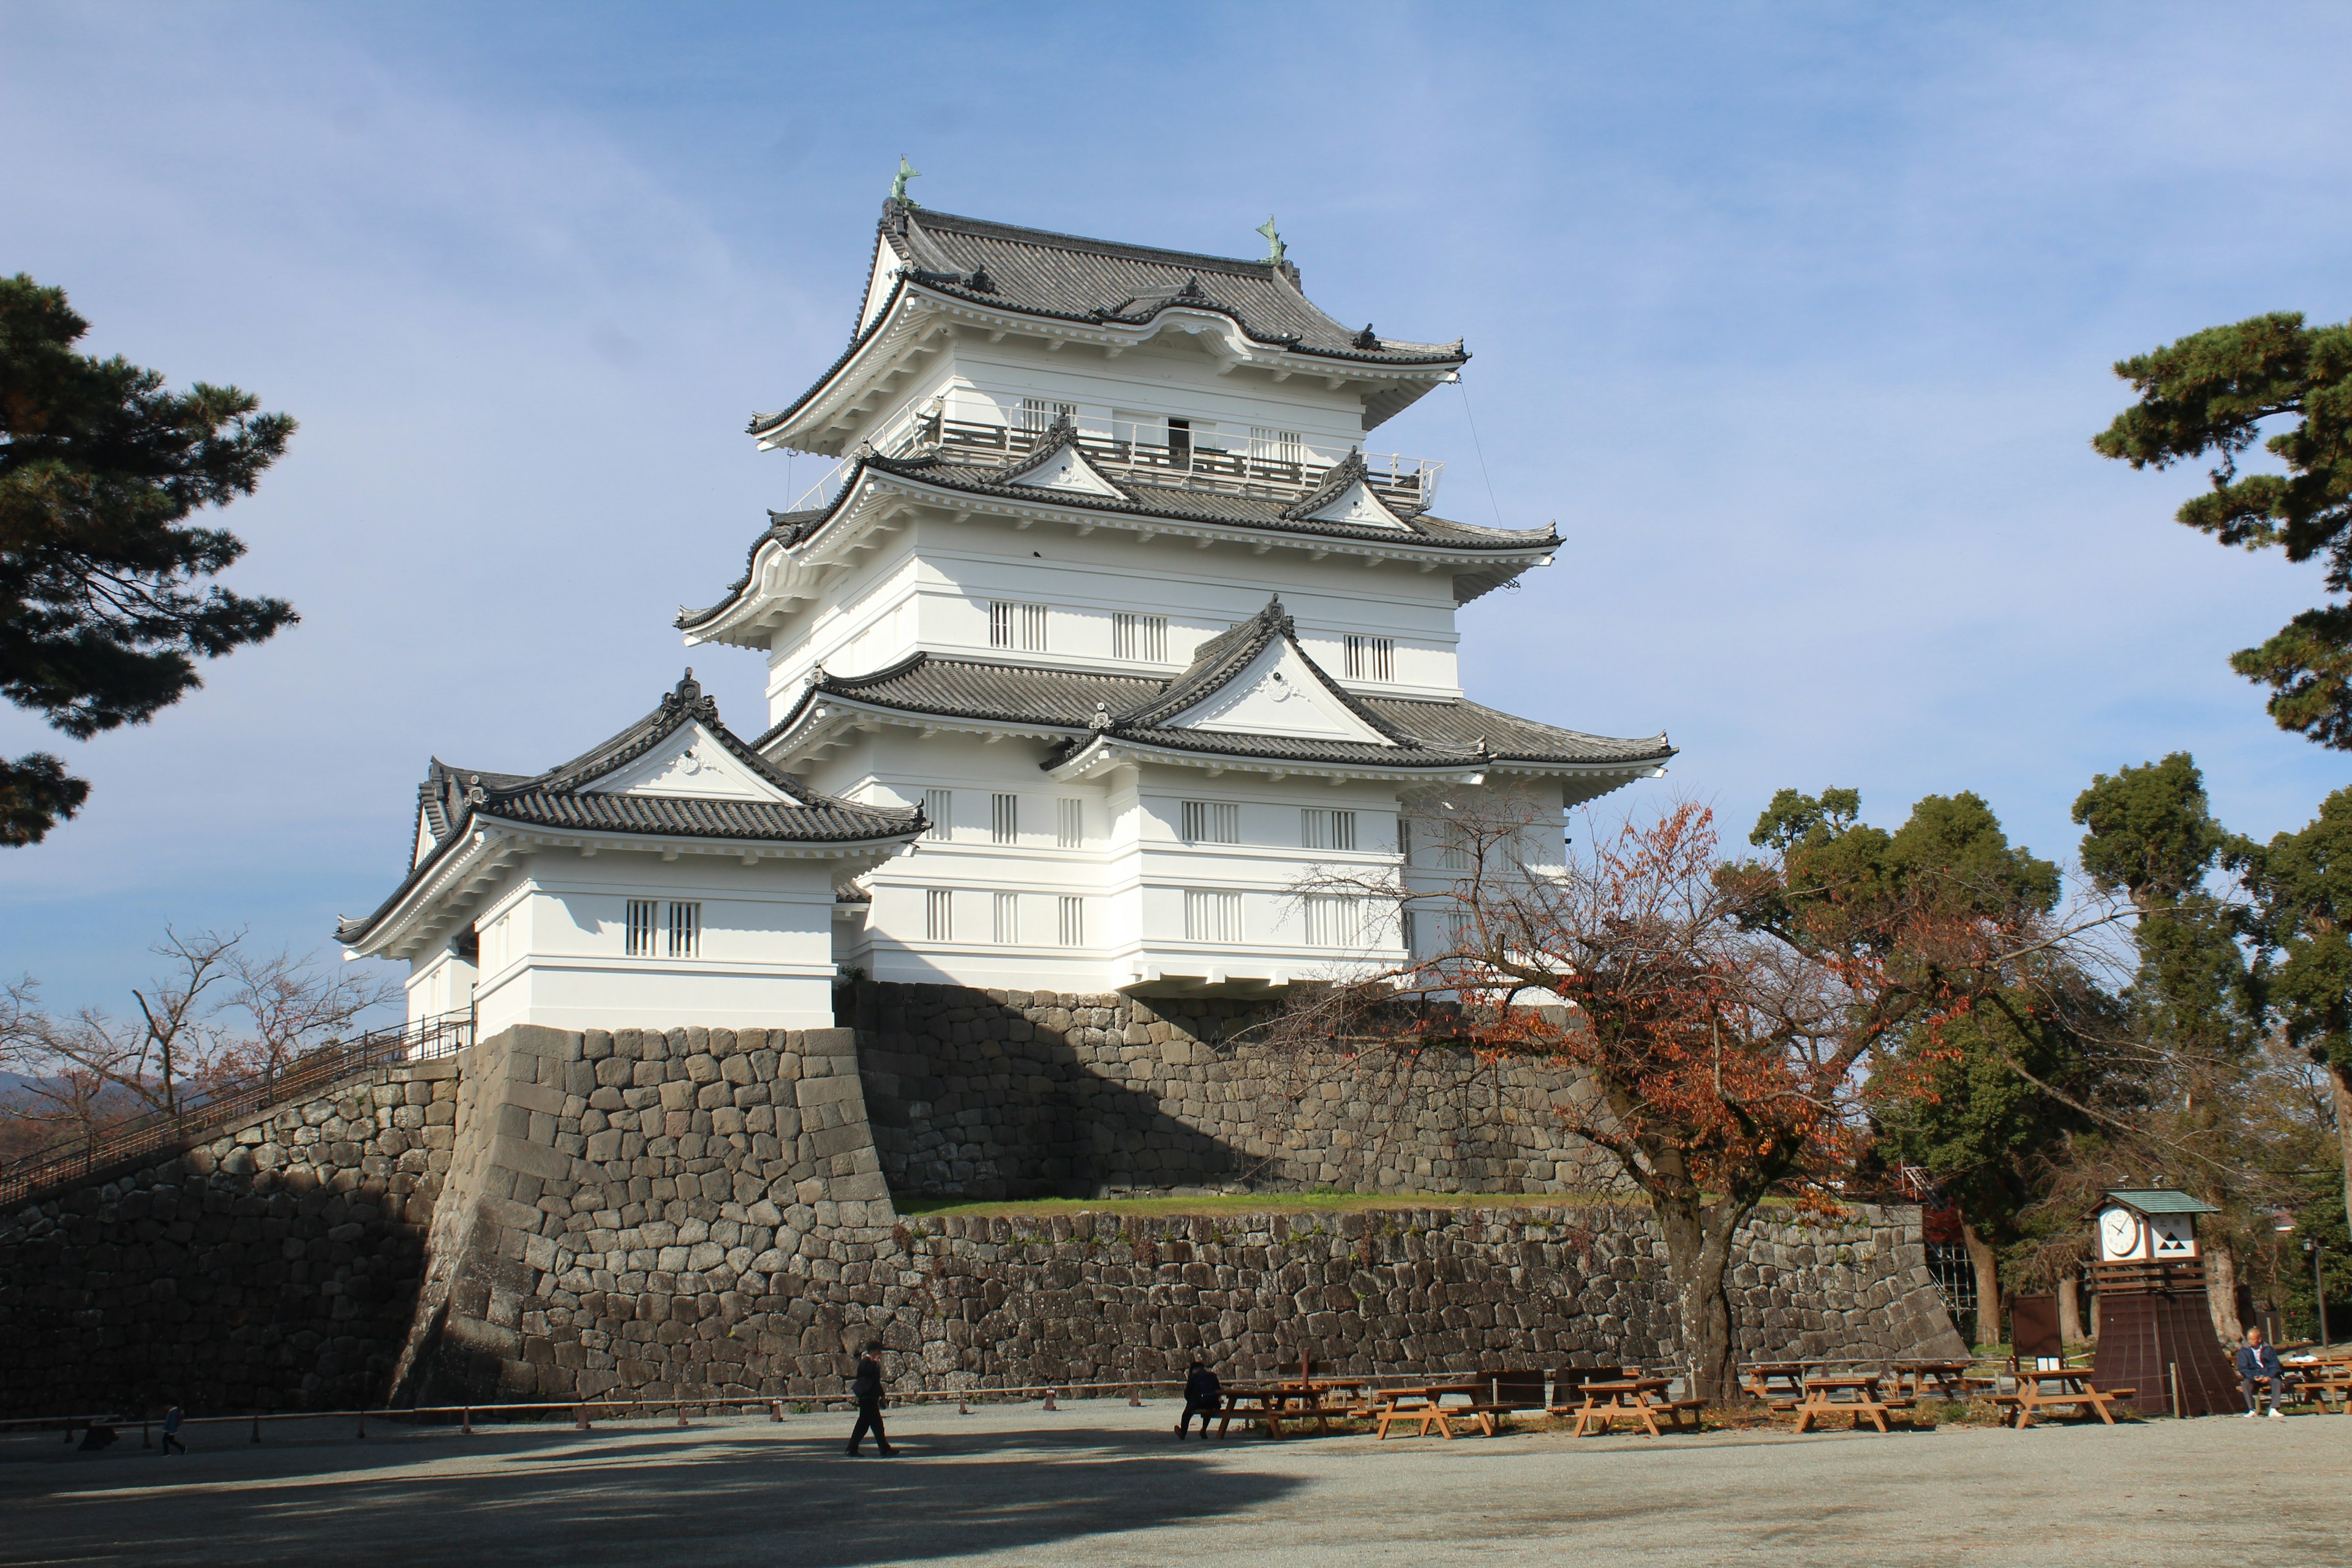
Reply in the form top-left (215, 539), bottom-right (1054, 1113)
top-left (0, 1009), bottom-right (475, 1212)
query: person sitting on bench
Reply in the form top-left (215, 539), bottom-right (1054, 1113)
top-left (1175, 1361), bottom-right (1222, 1439)
top-left (2237, 1327), bottom-right (2288, 1419)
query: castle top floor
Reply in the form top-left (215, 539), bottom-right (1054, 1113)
top-left (751, 201), bottom-right (1469, 513)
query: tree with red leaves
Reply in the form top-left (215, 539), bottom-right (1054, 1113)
top-left (1270, 787), bottom-right (2087, 1399)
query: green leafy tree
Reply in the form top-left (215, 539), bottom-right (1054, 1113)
top-left (2237, 788), bottom-right (2352, 1245)
top-left (2092, 313), bottom-right (2352, 747)
top-left (2075, 753), bottom-right (2266, 1333)
top-left (0, 274), bottom-right (298, 844)
top-left (1754, 788), bottom-right (2070, 1341)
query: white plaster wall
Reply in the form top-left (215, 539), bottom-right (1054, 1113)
top-left (460, 850), bottom-right (846, 1035)
top-left (761, 510), bottom-right (1466, 722)
top-left (806, 728), bottom-right (1408, 992)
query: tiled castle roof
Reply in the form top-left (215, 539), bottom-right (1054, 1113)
top-left (339, 674), bottom-right (922, 948)
top-left (763, 600), bottom-right (1672, 775)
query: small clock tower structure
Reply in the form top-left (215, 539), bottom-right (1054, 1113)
top-left (2088, 1189), bottom-right (2239, 1417)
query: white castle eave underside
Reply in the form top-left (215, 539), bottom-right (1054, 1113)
top-left (341, 818), bottom-right (911, 964)
top-left (682, 471), bottom-right (1554, 650)
top-left (759, 283), bottom-right (1463, 457)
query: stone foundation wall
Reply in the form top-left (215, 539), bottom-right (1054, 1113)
top-left (840, 982), bottom-right (1621, 1200)
top-left (0, 1058), bottom-right (456, 1419)
top-left (900, 1205), bottom-right (1965, 1389)
top-left (0, 1017), bottom-right (1965, 1417)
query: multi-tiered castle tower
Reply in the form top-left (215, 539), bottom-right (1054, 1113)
top-left (344, 198), bottom-right (1670, 1030)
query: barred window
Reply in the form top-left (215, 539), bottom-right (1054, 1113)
top-left (1113, 611), bottom-right (1167, 662)
top-left (992, 891), bottom-right (1018, 944)
top-left (924, 788), bottom-right (953, 841)
top-left (925, 889), bottom-right (954, 942)
top-left (1344, 635), bottom-right (1394, 682)
top-left (1180, 800), bottom-right (1240, 845)
top-left (1303, 894), bottom-right (1358, 948)
top-left (1056, 797), bottom-right (1084, 848)
top-left (989, 600), bottom-right (1049, 651)
top-left (625, 899), bottom-right (658, 958)
top-left (1302, 808), bottom-right (1359, 851)
top-left (1184, 889), bottom-right (1242, 943)
top-left (668, 901), bottom-right (701, 959)
top-left (1019, 397), bottom-right (1076, 434)
top-left (1058, 895), bottom-right (1085, 947)
top-left (1250, 426), bottom-right (1304, 467)
top-left (991, 793), bottom-right (1019, 845)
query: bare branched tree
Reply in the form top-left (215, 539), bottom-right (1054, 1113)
top-left (0, 930), bottom-right (399, 1163)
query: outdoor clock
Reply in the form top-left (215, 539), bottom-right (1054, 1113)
top-left (2098, 1207), bottom-right (2141, 1261)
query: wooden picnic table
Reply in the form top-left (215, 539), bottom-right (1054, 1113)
top-left (1564, 1376), bottom-right (1703, 1438)
top-left (1212, 1379), bottom-right (1376, 1438)
top-left (1370, 1383), bottom-right (1491, 1440)
top-left (1789, 1373), bottom-right (1914, 1434)
top-left (1885, 1360), bottom-right (1974, 1400)
top-left (1990, 1370), bottom-right (2132, 1428)
top-left (1741, 1362), bottom-right (1811, 1406)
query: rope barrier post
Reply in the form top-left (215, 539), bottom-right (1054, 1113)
top-left (141, 1414), bottom-right (151, 1449)
top-left (1127, 1385), bottom-right (1141, 1407)
top-left (575, 1403), bottom-right (591, 1431)
top-left (251, 1414), bottom-right (262, 1444)
top-left (461, 1406), bottom-right (475, 1436)
top-left (1042, 1388), bottom-right (1058, 1412)
top-left (676, 1403), bottom-right (691, 1429)
top-left (957, 1399), bottom-right (970, 1415)
top-left (356, 1408), bottom-right (368, 1439)
top-left (769, 1400), bottom-right (784, 1423)
top-left (62, 1420), bottom-right (74, 1446)
top-left (2169, 1362), bottom-right (2182, 1419)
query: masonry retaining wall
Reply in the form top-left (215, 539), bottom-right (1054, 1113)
top-left (841, 982), bottom-right (1620, 1199)
top-left (0, 1058), bottom-right (456, 1418)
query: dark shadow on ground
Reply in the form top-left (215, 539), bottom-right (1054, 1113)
top-left (2, 1422), bottom-right (1305, 1568)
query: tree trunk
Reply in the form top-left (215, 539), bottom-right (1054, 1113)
top-left (2057, 1273), bottom-right (2083, 1347)
top-left (2334, 1061), bottom-right (2352, 1253)
top-left (2205, 1242), bottom-right (2245, 1343)
top-left (1654, 1193), bottom-right (1743, 1402)
top-left (1962, 1223), bottom-right (2001, 1349)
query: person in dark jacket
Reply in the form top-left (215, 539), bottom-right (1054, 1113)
top-left (846, 1341), bottom-right (897, 1456)
top-left (2237, 1327), bottom-right (2290, 1418)
top-left (1175, 1360), bottom-right (1222, 1439)
top-left (160, 1404), bottom-right (186, 1454)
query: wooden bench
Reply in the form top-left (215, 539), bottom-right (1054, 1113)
top-left (1788, 1375), bottom-right (1914, 1434)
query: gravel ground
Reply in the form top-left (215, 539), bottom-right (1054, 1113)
top-left (3, 1398), bottom-right (2343, 1567)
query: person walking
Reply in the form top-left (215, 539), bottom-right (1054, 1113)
top-left (845, 1341), bottom-right (897, 1456)
top-left (2237, 1327), bottom-right (2289, 1419)
top-left (160, 1404), bottom-right (186, 1455)
top-left (1175, 1360), bottom-right (1222, 1439)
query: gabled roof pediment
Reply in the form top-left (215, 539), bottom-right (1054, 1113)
top-left (1158, 635), bottom-right (1395, 745)
top-left (985, 415), bottom-right (1130, 498)
top-left (583, 718), bottom-right (801, 803)
top-left (1280, 450), bottom-right (1412, 529)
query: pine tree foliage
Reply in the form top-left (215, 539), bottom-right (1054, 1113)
top-left (2094, 312), bottom-right (2352, 747)
top-left (0, 274), bottom-right (298, 844)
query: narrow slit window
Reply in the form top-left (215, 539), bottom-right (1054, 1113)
top-left (991, 793), bottom-right (1019, 845)
top-left (992, 600), bottom-right (1048, 652)
top-left (667, 901), bottom-right (701, 959)
top-left (992, 891), bottom-right (1018, 944)
top-left (1056, 797), bottom-right (1084, 849)
top-left (1018, 397), bottom-right (1075, 434)
top-left (1180, 801), bottom-right (1240, 845)
top-left (1058, 895), bottom-right (1084, 947)
top-left (1113, 612), bottom-right (1167, 662)
top-left (1184, 889), bottom-right (1242, 943)
top-left (625, 899), bottom-right (658, 958)
top-left (924, 789), bottom-right (953, 840)
top-left (1302, 809), bottom-right (1359, 851)
top-left (925, 889), bottom-right (954, 942)
top-left (1344, 635), bottom-right (1394, 682)
top-left (1303, 894), bottom-right (1358, 949)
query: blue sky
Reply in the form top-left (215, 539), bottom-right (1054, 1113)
top-left (4, 2), bottom-right (2349, 1014)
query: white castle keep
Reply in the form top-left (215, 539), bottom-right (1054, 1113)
top-left (342, 197), bottom-right (1672, 1035)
